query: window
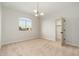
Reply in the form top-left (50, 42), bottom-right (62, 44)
top-left (19, 17), bottom-right (32, 32)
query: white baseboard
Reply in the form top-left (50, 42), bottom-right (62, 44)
top-left (40, 36), bottom-right (56, 41)
top-left (2, 36), bottom-right (40, 46)
top-left (65, 41), bottom-right (79, 47)
top-left (2, 34), bottom-right (55, 46)
top-left (41, 34), bottom-right (49, 39)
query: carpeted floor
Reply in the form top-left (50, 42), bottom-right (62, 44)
top-left (0, 39), bottom-right (79, 56)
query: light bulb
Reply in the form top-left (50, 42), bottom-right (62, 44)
top-left (40, 12), bottom-right (44, 16)
top-left (35, 14), bottom-right (38, 16)
top-left (33, 9), bottom-right (37, 13)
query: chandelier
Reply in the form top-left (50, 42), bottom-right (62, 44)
top-left (33, 2), bottom-right (44, 16)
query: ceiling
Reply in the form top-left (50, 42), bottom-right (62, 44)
top-left (2, 2), bottom-right (79, 16)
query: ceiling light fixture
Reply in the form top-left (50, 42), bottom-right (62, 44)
top-left (33, 2), bottom-right (44, 17)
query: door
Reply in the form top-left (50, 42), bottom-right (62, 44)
top-left (61, 17), bottom-right (65, 45)
top-left (55, 17), bottom-right (65, 45)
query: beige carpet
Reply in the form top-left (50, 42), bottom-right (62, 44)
top-left (0, 39), bottom-right (79, 56)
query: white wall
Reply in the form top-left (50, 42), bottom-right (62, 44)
top-left (0, 3), bottom-right (2, 47)
top-left (41, 3), bottom-right (79, 46)
top-left (40, 15), bottom-right (56, 41)
top-left (2, 3), bottom-right (79, 47)
top-left (54, 4), bottom-right (79, 46)
top-left (2, 6), bottom-right (40, 45)
top-left (63, 6), bottom-right (79, 46)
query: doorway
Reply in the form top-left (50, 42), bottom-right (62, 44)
top-left (55, 17), bottom-right (65, 45)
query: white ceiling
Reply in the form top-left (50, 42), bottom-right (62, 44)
top-left (2, 2), bottom-right (79, 16)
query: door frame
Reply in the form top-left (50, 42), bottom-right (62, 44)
top-left (55, 17), bottom-right (65, 46)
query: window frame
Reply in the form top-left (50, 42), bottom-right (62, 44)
top-left (18, 17), bottom-right (32, 32)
